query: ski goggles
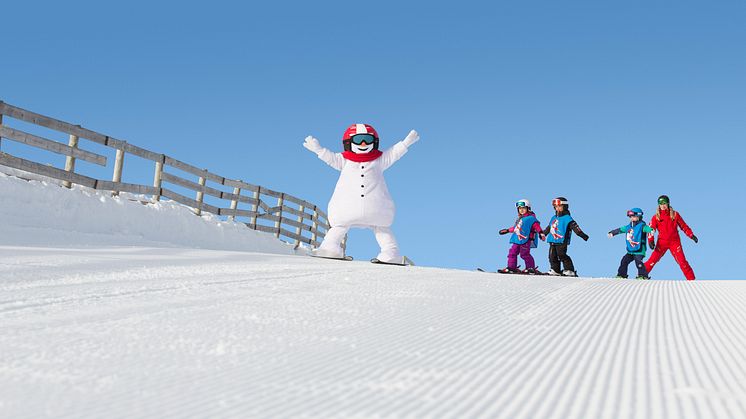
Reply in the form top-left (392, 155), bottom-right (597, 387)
top-left (552, 199), bottom-right (568, 206)
top-left (627, 211), bottom-right (641, 217)
top-left (658, 197), bottom-right (669, 205)
top-left (348, 134), bottom-right (377, 145)
top-left (516, 201), bottom-right (528, 208)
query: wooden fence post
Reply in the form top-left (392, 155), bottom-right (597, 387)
top-left (152, 155), bottom-right (164, 201)
top-left (194, 172), bottom-right (206, 216)
top-left (229, 186), bottom-right (241, 221)
top-left (111, 147), bottom-right (125, 196)
top-left (294, 204), bottom-right (305, 248)
top-left (274, 193), bottom-right (284, 238)
top-left (250, 187), bottom-right (260, 229)
top-left (310, 206), bottom-right (319, 246)
top-left (62, 133), bottom-right (79, 188)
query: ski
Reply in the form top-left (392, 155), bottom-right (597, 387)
top-left (370, 256), bottom-right (414, 266)
top-left (310, 255), bottom-right (354, 261)
top-left (477, 268), bottom-right (546, 275)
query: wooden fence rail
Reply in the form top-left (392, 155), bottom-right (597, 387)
top-left (0, 100), bottom-right (331, 248)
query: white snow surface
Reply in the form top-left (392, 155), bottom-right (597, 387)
top-left (0, 170), bottom-right (298, 253)
top-left (2, 172), bottom-right (746, 418)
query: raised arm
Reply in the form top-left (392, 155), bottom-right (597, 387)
top-left (303, 136), bottom-right (345, 171)
top-left (608, 227), bottom-right (623, 238)
top-left (380, 130), bottom-right (420, 170)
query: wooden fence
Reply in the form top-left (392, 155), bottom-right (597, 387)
top-left (0, 100), bottom-right (332, 249)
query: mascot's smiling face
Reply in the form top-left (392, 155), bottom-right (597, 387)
top-left (350, 134), bottom-right (376, 154)
top-left (343, 124), bottom-right (379, 154)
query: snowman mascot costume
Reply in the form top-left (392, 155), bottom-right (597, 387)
top-left (303, 124), bottom-right (420, 263)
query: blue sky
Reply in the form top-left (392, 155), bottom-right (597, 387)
top-left (2, 1), bottom-right (745, 279)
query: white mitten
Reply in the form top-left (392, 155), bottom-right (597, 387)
top-left (402, 129), bottom-right (420, 147)
top-left (303, 136), bottom-right (323, 154)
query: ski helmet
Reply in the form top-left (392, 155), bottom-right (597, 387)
top-left (657, 195), bottom-right (670, 205)
top-left (552, 197), bottom-right (569, 209)
top-left (516, 199), bottom-right (531, 210)
top-left (343, 123), bottom-right (379, 152)
top-left (627, 208), bottom-right (644, 218)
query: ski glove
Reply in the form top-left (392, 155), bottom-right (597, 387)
top-left (539, 233), bottom-right (546, 241)
top-left (499, 229), bottom-right (510, 235)
top-left (649, 239), bottom-right (655, 250)
top-left (580, 233), bottom-right (589, 241)
top-left (303, 136), bottom-right (323, 154)
top-left (402, 130), bottom-right (420, 147)
top-left (691, 234), bottom-right (698, 243)
top-left (607, 231), bottom-right (614, 238)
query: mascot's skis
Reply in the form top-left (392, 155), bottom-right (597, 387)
top-left (303, 123), bottom-right (419, 265)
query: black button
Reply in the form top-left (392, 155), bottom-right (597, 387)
top-left (361, 174), bottom-right (364, 177)
top-left (361, 194), bottom-right (364, 197)
top-left (361, 166), bottom-right (365, 169)
top-left (361, 185), bottom-right (364, 187)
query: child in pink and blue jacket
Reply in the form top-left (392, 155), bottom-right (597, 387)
top-left (498, 199), bottom-right (543, 274)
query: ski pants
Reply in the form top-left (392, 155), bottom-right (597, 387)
top-left (644, 241), bottom-right (695, 280)
top-left (618, 253), bottom-right (648, 278)
top-left (549, 243), bottom-right (574, 273)
top-left (507, 242), bottom-right (535, 270)
top-left (319, 225), bottom-right (401, 261)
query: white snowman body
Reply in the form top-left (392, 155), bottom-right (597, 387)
top-left (304, 127), bottom-right (419, 262)
top-left (317, 142), bottom-right (408, 227)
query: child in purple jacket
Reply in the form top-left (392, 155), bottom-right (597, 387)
top-left (498, 199), bottom-right (543, 274)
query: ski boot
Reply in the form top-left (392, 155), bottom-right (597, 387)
top-left (635, 275), bottom-right (651, 280)
top-left (615, 275), bottom-right (628, 279)
top-left (562, 270), bottom-right (578, 277)
top-left (546, 269), bottom-right (562, 276)
top-left (522, 267), bottom-right (541, 275)
top-left (497, 267), bottom-right (520, 274)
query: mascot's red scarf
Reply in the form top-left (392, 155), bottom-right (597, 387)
top-left (342, 150), bottom-right (382, 162)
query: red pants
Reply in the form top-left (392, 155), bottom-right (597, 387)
top-left (644, 241), bottom-right (695, 280)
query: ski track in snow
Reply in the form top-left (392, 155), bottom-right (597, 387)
top-left (1, 247), bottom-right (746, 419)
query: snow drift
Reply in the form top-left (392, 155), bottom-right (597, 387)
top-left (0, 170), bottom-right (298, 254)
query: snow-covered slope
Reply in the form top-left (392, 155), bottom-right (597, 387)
top-left (2, 172), bottom-right (746, 418)
top-left (0, 170), bottom-right (297, 253)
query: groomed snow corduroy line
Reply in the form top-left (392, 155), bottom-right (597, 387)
top-left (1, 247), bottom-right (745, 419)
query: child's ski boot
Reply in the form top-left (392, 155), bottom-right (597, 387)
top-left (635, 275), bottom-right (651, 280)
top-left (615, 275), bottom-right (628, 279)
top-left (562, 270), bottom-right (578, 277)
top-left (522, 267), bottom-right (542, 275)
top-left (497, 267), bottom-right (520, 274)
top-left (546, 269), bottom-right (562, 276)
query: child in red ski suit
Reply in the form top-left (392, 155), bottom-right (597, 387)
top-left (644, 195), bottom-right (698, 280)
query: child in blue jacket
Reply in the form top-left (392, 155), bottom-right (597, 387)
top-left (607, 207), bottom-right (655, 279)
top-left (540, 197), bottom-right (589, 276)
top-left (498, 199), bottom-right (542, 274)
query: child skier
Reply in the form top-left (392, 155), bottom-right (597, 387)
top-left (607, 208), bottom-right (654, 279)
top-left (540, 197), bottom-right (589, 276)
top-left (644, 195), bottom-right (698, 280)
top-left (497, 199), bottom-right (542, 274)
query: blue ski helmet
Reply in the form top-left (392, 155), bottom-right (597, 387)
top-left (627, 208), bottom-right (644, 218)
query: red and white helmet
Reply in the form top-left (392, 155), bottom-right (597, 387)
top-left (342, 123), bottom-right (380, 152)
top-left (343, 123), bottom-right (379, 141)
